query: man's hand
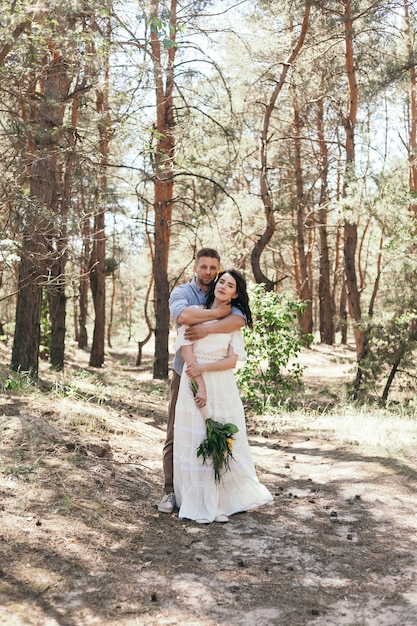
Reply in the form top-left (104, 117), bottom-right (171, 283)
top-left (184, 323), bottom-right (209, 341)
top-left (213, 301), bottom-right (232, 319)
top-left (176, 300), bottom-right (231, 326)
top-left (184, 301), bottom-right (232, 341)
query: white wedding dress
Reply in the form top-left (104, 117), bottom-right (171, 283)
top-left (173, 324), bottom-right (273, 522)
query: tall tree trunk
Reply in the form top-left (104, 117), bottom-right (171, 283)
top-left (150, 0), bottom-right (177, 379)
top-left (339, 281), bottom-right (348, 345)
top-left (78, 200), bottom-right (90, 349)
top-left (341, 0), bottom-right (367, 392)
top-left (11, 46), bottom-right (71, 375)
top-left (317, 96), bottom-right (335, 344)
top-left (47, 256), bottom-right (66, 370)
top-left (107, 269), bottom-right (116, 348)
top-left (72, 278), bottom-right (79, 343)
top-left (11, 247), bottom-right (43, 375)
top-left (405, 0), bottom-right (417, 209)
top-left (89, 194), bottom-right (106, 367)
top-left (89, 21), bottom-right (112, 368)
top-left (252, 4), bottom-right (310, 291)
top-left (405, 0), bottom-right (417, 365)
top-left (48, 92), bottom-right (79, 369)
top-left (292, 82), bottom-right (313, 335)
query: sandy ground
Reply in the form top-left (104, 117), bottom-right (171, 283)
top-left (1, 343), bottom-right (417, 625)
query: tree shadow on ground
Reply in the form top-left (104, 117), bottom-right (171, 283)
top-left (2, 408), bottom-right (417, 625)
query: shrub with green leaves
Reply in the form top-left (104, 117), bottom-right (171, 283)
top-left (3, 370), bottom-right (34, 391)
top-left (236, 284), bottom-right (308, 413)
top-left (358, 310), bottom-right (417, 400)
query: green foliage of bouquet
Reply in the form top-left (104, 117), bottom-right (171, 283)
top-left (190, 379), bottom-right (239, 483)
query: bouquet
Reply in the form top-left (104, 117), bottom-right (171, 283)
top-left (190, 379), bottom-right (239, 484)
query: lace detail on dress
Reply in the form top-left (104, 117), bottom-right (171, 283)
top-left (194, 354), bottom-right (224, 362)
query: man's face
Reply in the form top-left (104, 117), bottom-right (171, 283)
top-left (194, 256), bottom-right (220, 291)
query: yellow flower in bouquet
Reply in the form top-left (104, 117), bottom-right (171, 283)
top-left (190, 379), bottom-right (239, 484)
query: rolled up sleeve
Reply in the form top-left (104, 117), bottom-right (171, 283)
top-left (169, 288), bottom-right (191, 323)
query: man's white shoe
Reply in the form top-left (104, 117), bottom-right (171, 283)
top-left (158, 492), bottom-right (176, 513)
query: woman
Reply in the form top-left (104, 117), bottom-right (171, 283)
top-left (173, 270), bottom-right (273, 524)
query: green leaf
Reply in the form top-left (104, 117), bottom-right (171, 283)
top-left (223, 423), bottom-right (239, 434)
top-left (162, 38), bottom-right (177, 50)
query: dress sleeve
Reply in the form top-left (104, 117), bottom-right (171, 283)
top-left (173, 324), bottom-right (193, 352)
top-left (230, 330), bottom-right (246, 361)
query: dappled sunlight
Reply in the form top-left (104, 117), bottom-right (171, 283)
top-left (2, 343), bottom-right (417, 624)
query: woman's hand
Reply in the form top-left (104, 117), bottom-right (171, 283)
top-left (185, 362), bottom-right (203, 378)
top-left (194, 387), bottom-right (207, 408)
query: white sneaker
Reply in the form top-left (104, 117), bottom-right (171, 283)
top-left (214, 514), bottom-right (229, 523)
top-left (158, 492), bottom-right (176, 513)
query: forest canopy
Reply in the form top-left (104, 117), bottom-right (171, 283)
top-left (1, 0), bottom-right (417, 401)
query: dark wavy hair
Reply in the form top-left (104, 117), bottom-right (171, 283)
top-left (205, 269), bottom-right (253, 328)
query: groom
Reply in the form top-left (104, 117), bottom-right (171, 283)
top-left (158, 248), bottom-right (245, 513)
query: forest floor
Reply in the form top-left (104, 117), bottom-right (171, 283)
top-left (1, 340), bottom-right (417, 625)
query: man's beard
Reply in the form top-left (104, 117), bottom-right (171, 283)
top-left (197, 276), bottom-right (214, 287)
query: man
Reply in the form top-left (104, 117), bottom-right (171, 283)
top-left (158, 248), bottom-right (245, 513)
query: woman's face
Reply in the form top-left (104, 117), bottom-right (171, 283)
top-left (214, 273), bottom-right (237, 302)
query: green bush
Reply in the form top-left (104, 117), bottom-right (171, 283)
top-left (236, 284), bottom-right (309, 412)
top-left (358, 310), bottom-right (417, 400)
top-left (3, 370), bottom-right (34, 391)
